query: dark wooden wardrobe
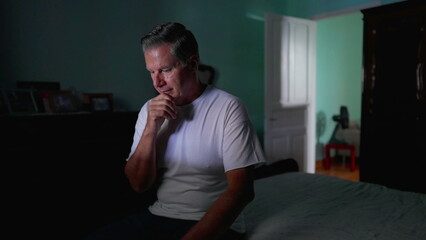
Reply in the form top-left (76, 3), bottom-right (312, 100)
top-left (360, 0), bottom-right (426, 194)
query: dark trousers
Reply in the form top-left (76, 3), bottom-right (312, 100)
top-left (84, 209), bottom-right (245, 240)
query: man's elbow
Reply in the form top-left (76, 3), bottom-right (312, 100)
top-left (130, 182), bottom-right (143, 193)
top-left (128, 176), bottom-right (155, 193)
top-left (125, 169), bottom-right (154, 193)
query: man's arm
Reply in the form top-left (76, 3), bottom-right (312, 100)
top-left (124, 93), bottom-right (177, 192)
top-left (182, 166), bottom-right (255, 240)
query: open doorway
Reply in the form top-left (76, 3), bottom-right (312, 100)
top-left (315, 12), bottom-right (363, 181)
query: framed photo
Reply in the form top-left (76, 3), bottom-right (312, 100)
top-left (1, 88), bottom-right (38, 115)
top-left (16, 81), bottom-right (60, 113)
top-left (49, 91), bottom-right (78, 113)
top-left (82, 93), bottom-right (113, 112)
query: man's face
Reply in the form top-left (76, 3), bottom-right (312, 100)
top-left (144, 44), bottom-right (193, 105)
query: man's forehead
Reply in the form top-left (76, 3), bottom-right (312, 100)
top-left (145, 51), bottom-right (179, 70)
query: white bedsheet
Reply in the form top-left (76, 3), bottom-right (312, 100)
top-left (243, 172), bottom-right (426, 240)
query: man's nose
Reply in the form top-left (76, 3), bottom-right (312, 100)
top-left (153, 73), bottom-right (165, 86)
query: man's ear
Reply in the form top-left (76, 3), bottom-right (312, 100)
top-left (188, 55), bottom-right (199, 72)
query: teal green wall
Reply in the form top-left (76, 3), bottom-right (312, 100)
top-left (282, 0), bottom-right (403, 18)
top-left (1, 0), bottom-right (405, 140)
top-left (316, 12), bottom-right (363, 148)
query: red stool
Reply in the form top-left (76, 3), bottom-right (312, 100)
top-left (324, 144), bottom-right (356, 171)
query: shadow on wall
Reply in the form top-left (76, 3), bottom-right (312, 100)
top-left (316, 111), bottom-right (327, 160)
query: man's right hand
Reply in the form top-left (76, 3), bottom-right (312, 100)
top-left (147, 93), bottom-right (177, 132)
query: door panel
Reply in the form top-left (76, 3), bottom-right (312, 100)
top-left (264, 13), bottom-right (316, 172)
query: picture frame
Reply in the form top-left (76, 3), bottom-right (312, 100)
top-left (49, 90), bottom-right (78, 113)
top-left (82, 93), bottom-right (113, 112)
top-left (16, 81), bottom-right (61, 113)
top-left (1, 88), bottom-right (38, 115)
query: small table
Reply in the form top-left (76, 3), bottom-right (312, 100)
top-left (324, 144), bottom-right (356, 171)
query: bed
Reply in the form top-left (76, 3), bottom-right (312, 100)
top-left (244, 159), bottom-right (426, 240)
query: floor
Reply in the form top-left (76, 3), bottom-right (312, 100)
top-left (315, 157), bottom-right (359, 182)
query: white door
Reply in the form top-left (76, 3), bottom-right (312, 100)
top-left (264, 13), bottom-right (316, 173)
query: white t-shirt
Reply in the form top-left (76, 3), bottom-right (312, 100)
top-left (127, 85), bottom-right (266, 232)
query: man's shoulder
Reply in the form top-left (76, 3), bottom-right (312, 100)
top-left (207, 86), bottom-right (241, 102)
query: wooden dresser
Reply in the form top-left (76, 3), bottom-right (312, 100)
top-left (2, 112), bottom-right (146, 239)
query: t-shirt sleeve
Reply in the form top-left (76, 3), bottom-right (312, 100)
top-left (126, 102), bottom-right (149, 161)
top-left (222, 99), bottom-right (266, 171)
